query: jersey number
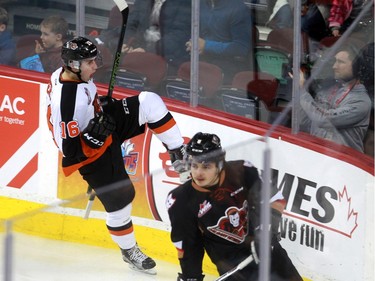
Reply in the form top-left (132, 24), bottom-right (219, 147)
top-left (60, 121), bottom-right (80, 139)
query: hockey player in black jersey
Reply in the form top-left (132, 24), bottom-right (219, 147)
top-left (166, 132), bottom-right (303, 281)
top-left (46, 36), bottom-right (186, 275)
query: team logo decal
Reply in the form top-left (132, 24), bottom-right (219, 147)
top-left (67, 41), bottom-right (78, 50)
top-left (122, 139), bottom-right (139, 175)
top-left (207, 201), bottom-right (248, 244)
top-left (165, 193), bottom-right (176, 209)
top-left (198, 200), bottom-right (212, 218)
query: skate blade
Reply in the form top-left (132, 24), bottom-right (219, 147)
top-left (128, 264), bottom-right (157, 275)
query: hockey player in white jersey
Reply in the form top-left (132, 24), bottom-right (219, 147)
top-left (46, 36), bottom-right (186, 274)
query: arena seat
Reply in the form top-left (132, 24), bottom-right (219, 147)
top-left (115, 52), bottom-right (168, 92)
top-left (165, 61), bottom-right (223, 107)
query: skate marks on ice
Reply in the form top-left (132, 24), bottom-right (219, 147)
top-left (0, 233), bottom-right (217, 281)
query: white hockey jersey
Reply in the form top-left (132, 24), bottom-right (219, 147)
top-left (46, 67), bottom-right (111, 176)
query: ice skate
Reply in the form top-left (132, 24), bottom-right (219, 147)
top-left (121, 244), bottom-right (157, 275)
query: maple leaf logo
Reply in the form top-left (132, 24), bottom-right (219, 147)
top-left (338, 186), bottom-right (358, 238)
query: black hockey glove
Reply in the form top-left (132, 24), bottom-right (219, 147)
top-left (168, 144), bottom-right (187, 173)
top-left (82, 112), bottom-right (116, 148)
top-left (177, 273), bottom-right (204, 281)
top-left (250, 208), bottom-right (282, 264)
top-left (98, 95), bottom-right (117, 114)
top-left (167, 144), bottom-right (191, 182)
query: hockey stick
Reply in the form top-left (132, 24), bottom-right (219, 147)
top-left (83, 186), bottom-right (96, 219)
top-left (214, 255), bottom-right (254, 281)
top-left (107, 0), bottom-right (129, 98)
top-left (84, 1), bottom-right (128, 218)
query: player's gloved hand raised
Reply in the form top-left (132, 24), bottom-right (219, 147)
top-left (98, 95), bottom-right (115, 106)
top-left (168, 144), bottom-right (186, 173)
top-left (250, 208), bottom-right (282, 264)
top-left (177, 273), bottom-right (204, 281)
top-left (167, 144), bottom-right (191, 182)
top-left (98, 95), bottom-right (116, 113)
top-left (82, 112), bottom-right (116, 148)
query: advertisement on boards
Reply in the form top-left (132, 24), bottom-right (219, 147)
top-left (0, 76), bottom-right (39, 189)
top-left (0, 77), bottom-right (57, 197)
top-left (145, 113), bottom-right (373, 281)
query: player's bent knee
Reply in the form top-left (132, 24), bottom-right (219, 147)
top-left (106, 203), bottom-right (132, 227)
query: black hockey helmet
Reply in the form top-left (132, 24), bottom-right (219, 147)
top-left (61, 36), bottom-right (98, 68)
top-left (186, 132), bottom-right (226, 170)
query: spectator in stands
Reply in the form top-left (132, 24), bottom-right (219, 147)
top-left (158, 0), bottom-right (191, 75)
top-left (123, 0), bottom-right (165, 54)
top-left (296, 45), bottom-right (371, 153)
top-left (0, 6), bottom-right (16, 66)
top-left (185, 0), bottom-right (253, 84)
top-left (100, 1), bottom-right (166, 55)
top-left (328, 0), bottom-right (373, 41)
top-left (266, 0), bottom-right (293, 30)
top-left (359, 42), bottom-right (374, 157)
top-left (301, 0), bottom-right (331, 42)
top-left (32, 15), bottom-right (69, 73)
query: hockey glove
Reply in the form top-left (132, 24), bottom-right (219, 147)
top-left (82, 112), bottom-right (116, 148)
top-left (250, 208), bottom-right (282, 264)
top-left (167, 144), bottom-right (191, 182)
top-left (177, 273), bottom-right (204, 281)
top-left (168, 144), bottom-right (186, 173)
top-left (98, 95), bottom-right (116, 113)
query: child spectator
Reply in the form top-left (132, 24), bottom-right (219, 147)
top-left (36, 15), bottom-right (69, 73)
top-left (0, 7), bottom-right (16, 66)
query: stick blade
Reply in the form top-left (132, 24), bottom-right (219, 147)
top-left (113, 0), bottom-right (128, 12)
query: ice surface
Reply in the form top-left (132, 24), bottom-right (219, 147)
top-left (0, 233), bottom-right (218, 281)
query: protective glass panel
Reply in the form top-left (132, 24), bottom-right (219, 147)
top-left (1, 0), bottom-right (373, 281)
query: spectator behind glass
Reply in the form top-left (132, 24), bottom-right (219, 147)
top-left (301, 0), bottom-right (331, 42)
top-left (0, 6), bottom-right (16, 66)
top-left (99, 0), bottom-right (166, 54)
top-left (158, 0), bottom-right (191, 75)
top-left (328, 0), bottom-right (374, 40)
top-left (296, 45), bottom-right (371, 153)
top-left (185, 0), bottom-right (253, 84)
top-left (266, 0), bottom-right (293, 30)
top-left (124, 0), bottom-right (165, 54)
top-left (35, 15), bottom-right (69, 73)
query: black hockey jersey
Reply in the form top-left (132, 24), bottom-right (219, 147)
top-left (166, 159), bottom-right (285, 278)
